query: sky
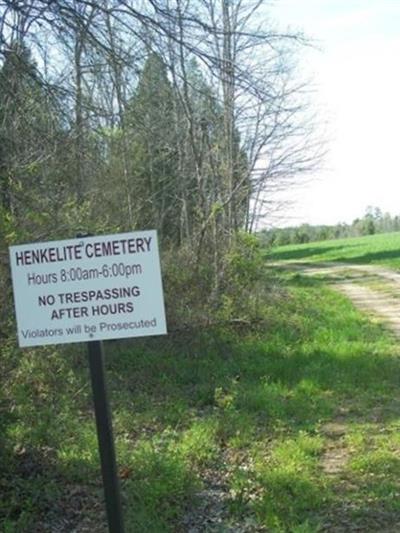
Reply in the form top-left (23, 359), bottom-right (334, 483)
top-left (266, 0), bottom-right (400, 227)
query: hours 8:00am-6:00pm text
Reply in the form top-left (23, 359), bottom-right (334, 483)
top-left (26, 263), bottom-right (143, 285)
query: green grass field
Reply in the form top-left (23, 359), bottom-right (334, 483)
top-left (2, 267), bottom-right (400, 531)
top-left (269, 231), bottom-right (400, 268)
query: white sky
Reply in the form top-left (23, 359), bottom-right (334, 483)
top-left (267, 0), bottom-right (400, 227)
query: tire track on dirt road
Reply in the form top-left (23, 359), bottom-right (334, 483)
top-left (271, 260), bottom-right (400, 530)
top-left (276, 261), bottom-right (400, 337)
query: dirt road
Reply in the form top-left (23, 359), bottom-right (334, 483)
top-left (289, 262), bottom-right (400, 336)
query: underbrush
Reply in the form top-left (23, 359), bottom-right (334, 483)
top-left (163, 232), bottom-right (269, 329)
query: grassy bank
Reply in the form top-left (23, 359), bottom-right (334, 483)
top-left (2, 270), bottom-right (400, 531)
top-left (269, 232), bottom-right (400, 268)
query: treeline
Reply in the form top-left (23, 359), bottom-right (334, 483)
top-left (261, 207), bottom-right (400, 246)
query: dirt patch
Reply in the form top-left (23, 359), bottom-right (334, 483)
top-left (181, 463), bottom-right (266, 532)
top-left (320, 422), bottom-right (349, 475)
top-left (336, 282), bottom-right (400, 336)
top-left (321, 445), bottom-right (349, 475)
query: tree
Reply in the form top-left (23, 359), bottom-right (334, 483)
top-left (0, 43), bottom-right (62, 231)
top-left (123, 53), bottom-right (180, 240)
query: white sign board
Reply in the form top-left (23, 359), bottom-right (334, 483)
top-left (9, 231), bottom-right (167, 347)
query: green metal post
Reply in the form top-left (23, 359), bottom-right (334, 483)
top-left (87, 340), bottom-right (124, 533)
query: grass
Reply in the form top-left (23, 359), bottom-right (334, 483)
top-left (2, 269), bottom-right (400, 531)
top-left (269, 231), bottom-right (400, 268)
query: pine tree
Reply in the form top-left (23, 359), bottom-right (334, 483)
top-left (0, 43), bottom-right (62, 234)
top-left (124, 53), bottom-right (180, 242)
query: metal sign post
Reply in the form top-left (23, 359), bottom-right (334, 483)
top-left (88, 339), bottom-right (124, 533)
top-left (9, 230), bottom-right (167, 531)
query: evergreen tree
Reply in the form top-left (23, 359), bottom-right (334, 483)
top-left (0, 43), bottom-right (64, 237)
top-left (124, 53), bottom-right (180, 241)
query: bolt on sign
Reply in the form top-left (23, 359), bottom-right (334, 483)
top-left (9, 230), bottom-right (167, 347)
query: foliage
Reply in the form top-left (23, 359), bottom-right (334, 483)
top-left (217, 232), bottom-right (267, 321)
top-left (162, 231), bottom-right (267, 329)
top-left (123, 53), bottom-right (180, 240)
